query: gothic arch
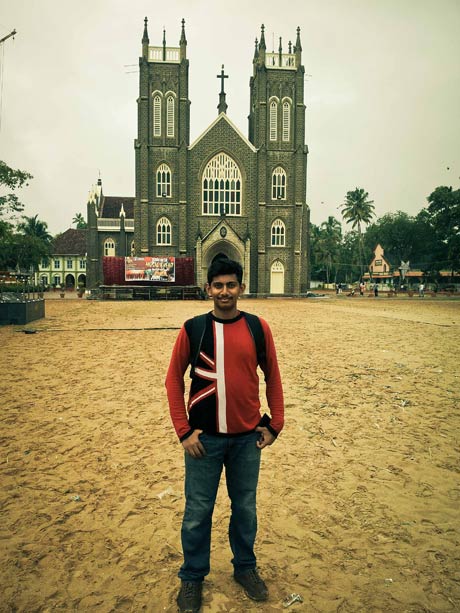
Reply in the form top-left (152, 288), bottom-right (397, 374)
top-left (270, 259), bottom-right (285, 294)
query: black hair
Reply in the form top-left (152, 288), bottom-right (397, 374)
top-left (207, 257), bottom-right (243, 284)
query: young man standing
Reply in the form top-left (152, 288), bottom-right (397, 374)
top-left (165, 258), bottom-right (284, 613)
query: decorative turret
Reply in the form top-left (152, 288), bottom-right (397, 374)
top-left (162, 28), bottom-right (166, 61)
top-left (142, 17), bottom-right (149, 59)
top-left (295, 26), bottom-right (302, 64)
top-left (180, 18), bottom-right (187, 60)
top-left (258, 24), bottom-right (266, 63)
top-left (253, 38), bottom-right (259, 61)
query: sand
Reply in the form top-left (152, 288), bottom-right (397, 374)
top-left (1, 296), bottom-right (459, 612)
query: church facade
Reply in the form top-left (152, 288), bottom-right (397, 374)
top-left (87, 18), bottom-right (310, 294)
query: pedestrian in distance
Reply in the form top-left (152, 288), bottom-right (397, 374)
top-left (165, 257), bottom-right (284, 613)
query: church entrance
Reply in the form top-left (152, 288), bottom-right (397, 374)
top-left (270, 260), bottom-right (285, 294)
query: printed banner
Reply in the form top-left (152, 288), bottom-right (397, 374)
top-left (125, 256), bottom-right (175, 282)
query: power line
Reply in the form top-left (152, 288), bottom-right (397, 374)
top-left (0, 29), bottom-right (17, 135)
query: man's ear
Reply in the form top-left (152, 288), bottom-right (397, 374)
top-left (205, 283), bottom-right (211, 296)
top-left (240, 283), bottom-right (246, 294)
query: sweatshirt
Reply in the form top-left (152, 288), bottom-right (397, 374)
top-left (165, 311), bottom-right (284, 441)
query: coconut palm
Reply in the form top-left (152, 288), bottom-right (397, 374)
top-left (18, 214), bottom-right (52, 243)
top-left (72, 212), bottom-right (87, 229)
top-left (340, 188), bottom-right (375, 277)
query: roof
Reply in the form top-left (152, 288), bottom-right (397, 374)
top-left (99, 196), bottom-right (134, 219)
top-left (52, 229), bottom-right (86, 255)
top-left (189, 113), bottom-right (257, 153)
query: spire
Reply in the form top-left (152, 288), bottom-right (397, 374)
top-left (142, 17), bottom-right (149, 44)
top-left (142, 17), bottom-right (149, 59)
top-left (259, 24), bottom-right (266, 50)
top-left (217, 64), bottom-right (228, 114)
top-left (253, 37), bottom-right (259, 61)
top-left (295, 26), bottom-right (302, 52)
top-left (180, 18), bottom-right (187, 60)
top-left (278, 36), bottom-right (282, 66)
top-left (162, 27), bottom-right (166, 61)
top-left (258, 24), bottom-right (266, 64)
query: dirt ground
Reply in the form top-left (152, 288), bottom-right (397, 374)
top-left (1, 296), bottom-right (459, 613)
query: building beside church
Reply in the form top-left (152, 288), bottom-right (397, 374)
top-left (87, 18), bottom-right (310, 294)
top-left (35, 228), bottom-right (87, 289)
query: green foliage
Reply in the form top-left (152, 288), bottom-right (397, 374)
top-left (312, 184), bottom-right (459, 286)
top-left (341, 188), bottom-right (375, 232)
top-left (72, 212), bottom-right (87, 229)
top-left (0, 160), bottom-right (33, 220)
top-left (0, 163), bottom-right (53, 273)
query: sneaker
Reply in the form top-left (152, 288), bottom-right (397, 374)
top-left (234, 568), bottom-right (268, 601)
top-left (176, 581), bottom-right (202, 613)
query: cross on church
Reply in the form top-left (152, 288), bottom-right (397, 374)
top-left (217, 65), bottom-right (228, 93)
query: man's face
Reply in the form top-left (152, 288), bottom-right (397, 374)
top-left (206, 273), bottom-right (245, 316)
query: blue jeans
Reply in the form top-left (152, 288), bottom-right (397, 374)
top-left (179, 431), bottom-right (261, 582)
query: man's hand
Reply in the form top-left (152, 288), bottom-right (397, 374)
top-left (182, 429), bottom-right (205, 458)
top-left (255, 426), bottom-right (276, 449)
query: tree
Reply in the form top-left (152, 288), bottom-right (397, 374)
top-left (0, 160), bottom-right (33, 221)
top-left (72, 212), bottom-right (87, 229)
top-left (424, 185), bottom-right (460, 275)
top-left (319, 216), bottom-right (342, 283)
top-left (16, 215), bottom-right (52, 272)
top-left (310, 217), bottom-right (343, 283)
top-left (341, 188), bottom-right (375, 277)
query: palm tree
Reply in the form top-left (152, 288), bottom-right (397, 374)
top-left (72, 212), bottom-right (87, 229)
top-left (16, 214), bottom-right (52, 273)
top-left (340, 188), bottom-right (375, 277)
top-left (319, 216), bottom-right (342, 283)
top-left (18, 214), bottom-right (52, 243)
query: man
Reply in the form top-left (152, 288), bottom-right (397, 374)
top-left (165, 257), bottom-right (284, 613)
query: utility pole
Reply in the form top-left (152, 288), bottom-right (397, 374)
top-left (0, 29), bottom-right (17, 45)
top-left (0, 29), bottom-right (17, 134)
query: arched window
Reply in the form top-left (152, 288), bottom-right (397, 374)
top-left (157, 217), bottom-right (171, 245)
top-left (282, 100), bottom-right (291, 142)
top-left (153, 94), bottom-right (162, 137)
top-left (269, 99), bottom-right (278, 141)
top-left (202, 153), bottom-right (242, 216)
top-left (104, 239), bottom-right (115, 256)
top-left (272, 166), bottom-right (287, 200)
top-left (271, 219), bottom-right (286, 246)
top-left (156, 163), bottom-right (171, 197)
top-left (166, 95), bottom-right (175, 138)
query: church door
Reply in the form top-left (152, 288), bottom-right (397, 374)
top-left (270, 260), bottom-right (284, 294)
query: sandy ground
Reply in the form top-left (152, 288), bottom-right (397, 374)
top-left (1, 296), bottom-right (459, 613)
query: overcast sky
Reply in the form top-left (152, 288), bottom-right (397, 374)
top-left (1, 0), bottom-right (459, 235)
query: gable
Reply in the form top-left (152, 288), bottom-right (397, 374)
top-left (189, 113), bottom-right (257, 154)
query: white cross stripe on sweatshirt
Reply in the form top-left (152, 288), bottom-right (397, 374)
top-left (193, 321), bottom-right (227, 433)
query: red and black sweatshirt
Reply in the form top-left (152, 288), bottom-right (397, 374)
top-left (165, 311), bottom-right (284, 441)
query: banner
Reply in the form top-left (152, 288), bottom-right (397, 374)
top-left (125, 256), bottom-right (175, 282)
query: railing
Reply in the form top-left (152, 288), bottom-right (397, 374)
top-left (149, 46), bottom-right (180, 63)
top-left (265, 53), bottom-right (296, 69)
top-left (97, 219), bottom-right (134, 231)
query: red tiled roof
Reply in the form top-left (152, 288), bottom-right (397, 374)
top-left (99, 196), bottom-right (134, 219)
top-left (52, 229), bottom-right (86, 255)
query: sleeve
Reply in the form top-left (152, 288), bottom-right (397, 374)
top-left (165, 324), bottom-right (194, 440)
top-left (260, 318), bottom-right (285, 436)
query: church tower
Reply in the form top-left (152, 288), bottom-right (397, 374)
top-left (249, 25), bottom-right (309, 293)
top-left (134, 18), bottom-right (190, 258)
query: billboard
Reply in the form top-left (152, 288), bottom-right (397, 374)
top-left (125, 256), bottom-right (175, 282)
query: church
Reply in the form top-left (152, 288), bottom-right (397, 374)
top-left (86, 18), bottom-right (310, 294)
